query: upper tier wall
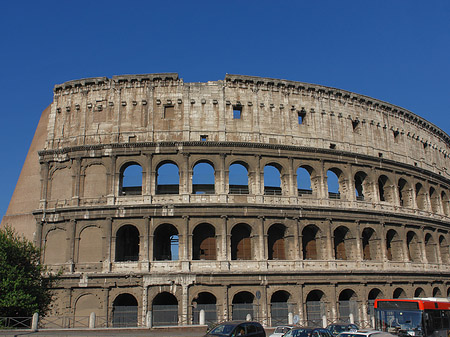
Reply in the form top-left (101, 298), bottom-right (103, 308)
top-left (49, 73), bottom-right (450, 179)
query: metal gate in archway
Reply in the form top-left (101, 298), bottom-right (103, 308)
top-left (112, 305), bottom-right (138, 327)
top-left (152, 304), bottom-right (178, 326)
top-left (193, 304), bottom-right (217, 325)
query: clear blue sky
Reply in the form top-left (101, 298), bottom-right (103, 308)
top-left (1, 0), bottom-right (449, 219)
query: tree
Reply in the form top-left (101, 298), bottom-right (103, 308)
top-left (0, 226), bottom-right (57, 317)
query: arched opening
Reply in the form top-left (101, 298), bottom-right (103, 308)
top-left (327, 169), bottom-right (341, 199)
top-left (354, 171), bottom-right (368, 201)
top-left (264, 164), bottom-right (282, 195)
top-left (362, 227), bottom-right (379, 261)
top-left (271, 291), bottom-right (291, 325)
top-left (297, 166), bottom-right (313, 196)
top-left (433, 287), bottom-right (442, 297)
top-left (229, 162), bottom-right (249, 194)
top-left (407, 231), bottom-right (421, 262)
top-left (77, 226), bottom-right (103, 264)
top-left (156, 162), bottom-right (179, 194)
top-left (112, 293), bottom-right (138, 327)
top-left (152, 292), bottom-right (178, 326)
top-left (306, 290), bottom-right (326, 326)
top-left (386, 229), bottom-right (403, 261)
top-left (115, 225), bottom-right (139, 262)
top-left (119, 163), bottom-right (142, 195)
top-left (74, 294), bottom-right (101, 327)
top-left (231, 224), bottom-right (252, 260)
top-left (268, 224), bottom-right (286, 260)
top-left (334, 226), bottom-right (353, 260)
top-left (368, 289), bottom-right (383, 323)
top-left (429, 188), bottom-right (439, 213)
top-left (416, 183), bottom-right (426, 210)
top-left (232, 291), bottom-right (254, 321)
top-left (193, 161), bottom-right (215, 194)
top-left (192, 292), bottom-right (217, 325)
top-left (339, 289), bottom-right (358, 323)
top-left (414, 288), bottom-right (426, 298)
top-left (442, 192), bottom-right (450, 216)
top-left (393, 288), bottom-right (407, 299)
top-left (303, 225), bottom-right (321, 260)
top-left (439, 236), bottom-right (450, 264)
top-left (192, 223), bottom-right (216, 260)
top-left (425, 234), bottom-right (437, 263)
top-left (153, 224), bottom-right (179, 261)
top-left (378, 175), bottom-right (395, 203)
top-left (398, 178), bottom-right (413, 208)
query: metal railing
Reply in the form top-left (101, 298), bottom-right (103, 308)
top-left (0, 317), bottom-right (32, 329)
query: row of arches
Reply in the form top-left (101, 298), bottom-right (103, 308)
top-left (75, 285), bottom-right (450, 327)
top-left (47, 155), bottom-right (450, 217)
top-left (43, 221), bottom-right (450, 265)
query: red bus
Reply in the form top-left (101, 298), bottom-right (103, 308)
top-left (374, 298), bottom-right (450, 337)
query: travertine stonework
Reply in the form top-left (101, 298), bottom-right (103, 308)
top-left (2, 73), bottom-right (450, 327)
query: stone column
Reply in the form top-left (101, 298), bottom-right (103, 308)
top-left (146, 154), bottom-right (154, 196)
top-left (103, 217), bottom-right (113, 271)
top-left (180, 153), bottom-right (190, 195)
top-left (40, 162), bottom-right (49, 208)
top-left (72, 158), bottom-right (81, 206)
top-left (220, 215), bottom-right (228, 261)
top-left (419, 227), bottom-right (428, 264)
top-left (219, 153), bottom-right (227, 195)
top-left (148, 217), bottom-right (154, 262)
top-left (319, 160), bottom-right (327, 199)
top-left (142, 286), bottom-right (148, 327)
top-left (326, 219), bottom-right (334, 260)
top-left (181, 284), bottom-right (189, 325)
top-left (142, 216), bottom-right (150, 263)
top-left (259, 216), bottom-right (266, 261)
top-left (294, 218), bottom-right (301, 260)
top-left (355, 221), bottom-right (362, 261)
top-left (379, 222), bottom-right (387, 262)
top-left (68, 219), bottom-right (76, 269)
top-left (402, 225), bottom-right (410, 262)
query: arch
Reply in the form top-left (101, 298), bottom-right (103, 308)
top-left (433, 287), bottom-right (442, 297)
top-left (386, 229), bottom-right (403, 261)
top-left (442, 191), bottom-right (450, 216)
top-left (51, 167), bottom-right (72, 200)
top-left (115, 225), bottom-right (139, 262)
top-left (439, 235), bottom-right (450, 264)
top-left (327, 169), bottom-right (341, 199)
top-left (362, 227), bottom-right (379, 261)
top-left (193, 161), bottom-right (215, 194)
top-left (429, 187), bottom-right (439, 213)
top-left (153, 224), bottom-right (179, 261)
top-left (302, 225), bottom-right (321, 260)
top-left (231, 223), bottom-right (252, 260)
top-left (192, 223), bottom-right (216, 260)
top-left (270, 290), bottom-right (291, 325)
top-left (192, 292), bottom-right (217, 325)
top-left (229, 162), bottom-right (249, 194)
top-left (78, 226), bottom-right (103, 263)
top-left (334, 226), bottom-right (353, 260)
top-left (83, 164), bottom-right (107, 198)
top-left (74, 293), bottom-right (102, 326)
top-left (393, 288), bottom-right (407, 299)
top-left (378, 175), bottom-right (395, 203)
top-left (305, 290), bottom-right (326, 326)
top-left (424, 233), bottom-right (437, 264)
top-left (415, 183), bottom-right (426, 210)
top-left (152, 292), bottom-right (178, 326)
top-left (264, 163), bottom-right (282, 195)
top-left (119, 162), bottom-right (142, 195)
top-left (156, 161), bottom-right (179, 194)
top-left (398, 178), bottom-right (413, 208)
top-left (232, 291), bottom-right (254, 321)
top-left (354, 171), bottom-right (368, 201)
top-left (268, 224), bottom-right (286, 260)
top-left (297, 166), bottom-right (313, 196)
top-left (338, 289), bottom-right (358, 323)
top-left (44, 228), bottom-right (67, 264)
top-left (414, 287), bottom-right (426, 298)
top-left (112, 293), bottom-right (138, 327)
top-left (407, 231), bottom-right (421, 262)
top-left (367, 288), bottom-right (384, 320)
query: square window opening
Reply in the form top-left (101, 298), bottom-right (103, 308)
top-left (233, 106), bottom-right (242, 119)
top-left (164, 105), bottom-right (174, 119)
top-left (298, 111), bottom-right (306, 124)
top-left (200, 135), bottom-right (208, 141)
top-left (330, 143), bottom-right (336, 149)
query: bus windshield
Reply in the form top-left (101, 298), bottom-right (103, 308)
top-left (375, 308), bottom-right (423, 336)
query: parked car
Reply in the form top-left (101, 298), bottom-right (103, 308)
top-left (282, 327), bottom-right (333, 337)
top-left (326, 324), bottom-right (358, 336)
top-left (269, 325), bottom-right (295, 337)
top-left (204, 321), bottom-right (266, 337)
top-left (337, 330), bottom-right (397, 337)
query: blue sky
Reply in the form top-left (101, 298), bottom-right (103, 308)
top-left (1, 0), bottom-right (449, 219)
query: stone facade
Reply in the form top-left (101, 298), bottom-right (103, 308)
top-left (2, 73), bottom-right (450, 328)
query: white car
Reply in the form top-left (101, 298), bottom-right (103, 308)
top-left (338, 330), bottom-right (397, 337)
top-left (269, 325), bottom-right (295, 337)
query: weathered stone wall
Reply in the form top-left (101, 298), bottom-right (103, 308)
top-left (3, 74), bottom-right (450, 328)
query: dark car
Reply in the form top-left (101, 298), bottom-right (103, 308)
top-left (283, 327), bottom-right (333, 337)
top-left (204, 321), bottom-right (266, 337)
top-left (326, 324), bottom-right (358, 336)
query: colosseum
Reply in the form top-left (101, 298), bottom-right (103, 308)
top-left (2, 73), bottom-right (450, 328)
